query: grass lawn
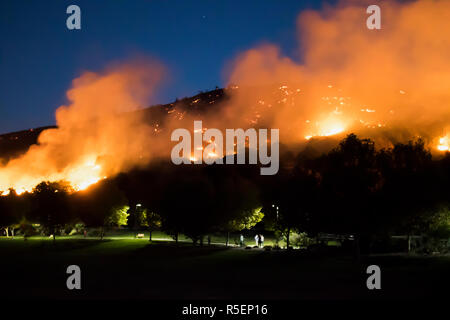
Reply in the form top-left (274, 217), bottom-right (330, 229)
top-left (0, 237), bottom-right (448, 300)
top-left (18, 230), bottom-right (282, 247)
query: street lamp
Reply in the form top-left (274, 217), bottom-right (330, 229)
top-left (134, 204), bottom-right (142, 238)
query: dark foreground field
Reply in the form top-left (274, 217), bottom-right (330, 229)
top-left (0, 238), bottom-right (449, 300)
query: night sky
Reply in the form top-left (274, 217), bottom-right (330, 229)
top-left (0, 0), bottom-right (330, 134)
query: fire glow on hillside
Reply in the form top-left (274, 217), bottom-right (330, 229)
top-left (438, 135), bottom-right (450, 152)
top-left (0, 61), bottom-right (166, 195)
top-left (1, 156), bottom-right (105, 196)
top-left (1, 0), bottom-right (450, 195)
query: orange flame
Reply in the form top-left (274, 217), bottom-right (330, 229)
top-left (437, 135), bottom-right (450, 152)
top-left (0, 60), bottom-right (165, 195)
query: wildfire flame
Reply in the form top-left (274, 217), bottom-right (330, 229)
top-left (437, 135), bottom-right (450, 152)
top-left (66, 158), bottom-right (105, 191)
top-left (0, 156), bottom-right (106, 196)
top-left (305, 116), bottom-right (347, 140)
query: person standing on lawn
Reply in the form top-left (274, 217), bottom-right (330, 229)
top-left (239, 234), bottom-right (244, 247)
top-left (254, 234), bottom-right (259, 247)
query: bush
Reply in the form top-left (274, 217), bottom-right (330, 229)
top-left (19, 223), bottom-right (38, 237)
top-left (291, 232), bottom-right (313, 248)
top-left (370, 236), bottom-right (406, 254)
top-left (88, 229), bottom-right (101, 237)
top-left (67, 223), bottom-right (85, 235)
top-left (417, 236), bottom-right (449, 254)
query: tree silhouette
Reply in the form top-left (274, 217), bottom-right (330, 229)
top-left (72, 179), bottom-right (127, 240)
top-left (30, 181), bottom-right (73, 241)
top-left (312, 134), bottom-right (380, 257)
top-left (379, 139), bottom-right (437, 251)
top-left (0, 190), bottom-right (23, 237)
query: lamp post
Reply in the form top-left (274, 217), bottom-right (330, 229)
top-left (272, 204), bottom-right (281, 247)
top-left (272, 204), bottom-right (279, 221)
top-left (134, 203), bottom-right (142, 238)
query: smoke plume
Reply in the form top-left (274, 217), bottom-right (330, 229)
top-left (0, 60), bottom-right (165, 193)
top-left (224, 0), bottom-right (450, 149)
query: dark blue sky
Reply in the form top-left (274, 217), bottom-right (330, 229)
top-left (0, 0), bottom-right (329, 134)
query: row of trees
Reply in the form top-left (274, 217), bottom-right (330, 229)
top-left (117, 163), bottom-right (264, 245)
top-left (0, 134), bottom-right (449, 252)
top-left (0, 180), bottom-right (130, 240)
top-left (0, 164), bottom-right (265, 244)
top-left (260, 134), bottom-right (450, 254)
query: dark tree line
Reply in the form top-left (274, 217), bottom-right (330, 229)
top-left (0, 134), bottom-right (449, 252)
top-left (260, 134), bottom-right (450, 254)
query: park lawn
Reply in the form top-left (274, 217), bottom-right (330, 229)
top-left (0, 229), bottom-right (283, 247)
top-left (0, 238), bottom-right (448, 300)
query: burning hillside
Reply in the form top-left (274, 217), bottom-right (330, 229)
top-left (1, 0), bottom-right (450, 195)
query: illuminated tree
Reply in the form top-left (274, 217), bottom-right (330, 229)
top-left (260, 163), bottom-right (319, 249)
top-left (0, 191), bottom-right (18, 237)
top-left (212, 165), bottom-right (263, 246)
top-left (226, 207), bottom-right (264, 232)
top-left (142, 210), bottom-right (162, 242)
top-left (105, 205), bottom-right (129, 227)
top-left (427, 206), bottom-right (450, 240)
top-left (0, 189), bottom-right (32, 238)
